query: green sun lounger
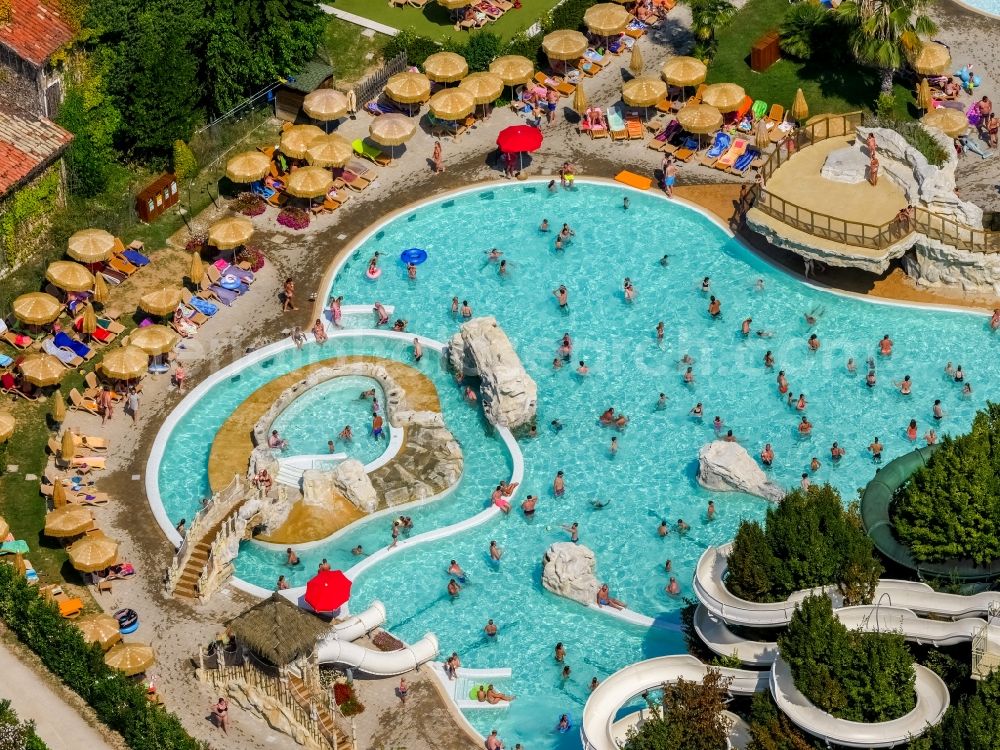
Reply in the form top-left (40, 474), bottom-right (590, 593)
top-left (352, 139), bottom-right (391, 167)
top-left (0, 540), bottom-right (29, 555)
top-left (752, 100), bottom-right (768, 121)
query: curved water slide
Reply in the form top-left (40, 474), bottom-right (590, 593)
top-left (694, 544), bottom-right (1000, 628)
top-left (580, 655), bottom-right (768, 750)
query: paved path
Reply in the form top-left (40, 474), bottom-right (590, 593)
top-left (0, 641), bottom-right (114, 750)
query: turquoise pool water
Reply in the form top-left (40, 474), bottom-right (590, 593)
top-left (157, 181), bottom-right (1000, 750)
top-left (270, 375), bottom-right (389, 464)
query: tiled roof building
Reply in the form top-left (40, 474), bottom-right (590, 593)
top-left (0, 107), bottom-right (73, 197)
top-left (0, 0), bottom-right (75, 118)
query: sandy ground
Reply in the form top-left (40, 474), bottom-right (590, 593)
top-left (16, 4), bottom-right (1000, 750)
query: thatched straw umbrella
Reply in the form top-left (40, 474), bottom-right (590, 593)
top-left (45, 262), bottom-right (94, 293)
top-left (428, 88), bottom-right (475, 121)
top-left (129, 325), bottom-right (178, 356)
top-left (0, 413), bottom-right (13, 443)
top-left (68, 533), bottom-right (120, 573)
top-left (909, 42), bottom-right (951, 76)
top-left (51, 388), bottom-right (66, 425)
top-left (226, 151), bottom-right (271, 184)
top-left (573, 84), bottom-right (588, 115)
top-left (303, 89), bottom-right (349, 123)
top-left (677, 103), bottom-right (724, 134)
top-left (306, 134), bottom-right (353, 169)
top-left (12, 292), bottom-right (61, 326)
top-left (226, 593), bottom-right (332, 666)
top-left (77, 614), bottom-right (122, 651)
top-left (629, 44), bottom-right (644, 76)
top-left (189, 252), bottom-right (204, 285)
top-left (104, 642), bottom-right (155, 676)
top-left (661, 56), bottom-right (707, 88)
top-left (584, 3), bottom-right (630, 36)
top-left (423, 52), bottom-right (468, 84)
top-left (459, 72), bottom-right (504, 106)
top-left (623, 77), bottom-right (667, 108)
top-left (755, 119), bottom-right (771, 150)
top-left (100, 346), bottom-right (148, 381)
top-left (702, 82), bottom-right (746, 113)
top-left (67, 229), bottom-right (115, 264)
top-left (916, 78), bottom-right (933, 113)
top-left (44, 505), bottom-right (94, 538)
top-left (280, 125), bottom-right (325, 160)
top-left (286, 167), bottom-right (333, 200)
top-left (92, 273), bottom-right (110, 306)
top-left (922, 107), bottom-right (968, 137)
top-left (384, 72), bottom-right (431, 105)
top-left (542, 30), bottom-right (588, 62)
top-left (20, 355), bottom-right (65, 387)
top-left (80, 302), bottom-right (98, 337)
top-left (791, 88), bottom-right (809, 121)
top-left (139, 288), bottom-right (183, 317)
top-left (61, 429), bottom-right (75, 461)
top-left (489, 56), bottom-right (534, 87)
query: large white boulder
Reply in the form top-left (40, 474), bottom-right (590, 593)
top-left (448, 317), bottom-right (537, 430)
top-left (697, 441), bottom-right (785, 503)
top-left (541, 542), bottom-right (600, 606)
top-left (333, 459), bottom-right (378, 513)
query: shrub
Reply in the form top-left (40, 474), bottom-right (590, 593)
top-left (726, 485), bottom-right (882, 604)
top-left (779, 2), bottom-right (834, 60)
top-left (779, 595), bottom-right (915, 722)
top-left (184, 233), bottom-right (207, 253)
top-left (172, 140), bottom-right (198, 180)
top-left (462, 31), bottom-right (504, 73)
top-left (621, 670), bottom-right (733, 750)
top-left (0, 563), bottom-right (202, 750)
top-left (0, 699), bottom-right (48, 750)
top-left (893, 403), bottom-right (1000, 563)
top-left (235, 243), bottom-right (265, 271)
top-left (385, 29), bottom-right (441, 68)
top-left (229, 192), bottom-right (266, 217)
top-left (277, 206), bottom-right (310, 230)
top-left (746, 691), bottom-right (821, 750)
top-left (332, 682), bottom-right (364, 716)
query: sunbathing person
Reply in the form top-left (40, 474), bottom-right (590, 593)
top-left (312, 319), bottom-right (328, 343)
top-left (486, 685), bottom-right (515, 704)
top-left (596, 583), bottom-right (626, 610)
top-left (173, 307), bottom-right (197, 338)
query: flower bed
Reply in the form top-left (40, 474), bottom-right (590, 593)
top-left (371, 630), bottom-right (404, 652)
top-left (277, 206), bottom-right (310, 230)
top-left (230, 192), bottom-right (266, 217)
top-left (236, 244), bottom-right (266, 272)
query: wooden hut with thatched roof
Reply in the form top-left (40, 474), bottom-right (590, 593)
top-left (195, 594), bottom-right (350, 750)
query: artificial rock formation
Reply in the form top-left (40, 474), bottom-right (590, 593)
top-left (697, 441), bottom-right (785, 503)
top-left (448, 316), bottom-right (537, 430)
top-left (541, 542), bottom-right (600, 606)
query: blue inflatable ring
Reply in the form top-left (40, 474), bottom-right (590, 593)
top-left (400, 248), bottom-right (428, 265)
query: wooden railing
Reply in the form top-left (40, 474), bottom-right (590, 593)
top-left (746, 111), bottom-right (1000, 254)
top-left (353, 52), bottom-right (407, 110)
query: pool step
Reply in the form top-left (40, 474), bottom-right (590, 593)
top-left (276, 463), bottom-right (305, 488)
top-left (427, 662), bottom-right (513, 711)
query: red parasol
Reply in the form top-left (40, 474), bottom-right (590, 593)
top-left (496, 125), bottom-right (543, 154)
top-left (304, 570), bottom-right (352, 612)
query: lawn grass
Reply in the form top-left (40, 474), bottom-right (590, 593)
top-left (708, 0), bottom-right (914, 120)
top-left (323, 16), bottom-right (392, 83)
top-left (331, 0), bottom-right (563, 42)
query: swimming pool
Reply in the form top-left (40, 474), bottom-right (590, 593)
top-left (154, 180), bottom-right (1000, 750)
top-left (270, 375), bottom-right (389, 464)
top-left (949, 0), bottom-right (1000, 19)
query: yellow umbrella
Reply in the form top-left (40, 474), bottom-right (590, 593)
top-left (225, 151), bottom-right (270, 183)
top-left (437, 0), bottom-right (471, 7)
top-left (189, 252), bottom-right (204, 285)
top-left (424, 52), bottom-right (469, 83)
top-left (623, 77), bottom-right (667, 108)
top-left (791, 88), bottom-right (809, 121)
top-left (208, 216), bottom-right (254, 251)
top-left (129, 325), bottom-right (179, 356)
top-left (584, 3), bottom-right (631, 36)
top-left (52, 481), bottom-right (67, 508)
top-left (68, 533), bottom-right (119, 573)
top-left (910, 42), bottom-right (951, 76)
top-left (677, 103), bottom-right (724, 134)
top-left (77, 614), bottom-right (122, 650)
top-left (280, 124), bottom-right (325, 159)
top-left (369, 114), bottom-right (416, 148)
top-left (286, 167), bottom-right (334, 199)
top-left (12, 292), bottom-right (61, 325)
top-left (51, 388), bottom-right (66, 424)
top-left (303, 88), bottom-right (349, 122)
top-left (702, 82), bottom-right (746, 113)
top-left (67, 229), bottom-right (115, 264)
top-left (0, 515), bottom-right (8, 539)
top-left (755, 119), bottom-right (771, 150)
top-left (100, 345), bottom-right (148, 381)
top-left (19, 355), bottom-right (65, 387)
top-left (542, 30), bottom-right (588, 61)
top-left (306, 134), bottom-right (353, 168)
top-left (661, 56), bottom-right (707, 87)
top-left (0, 413), bottom-right (13, 443)
top-left (44, 506), bottom-right (94, 538)
top-left (458, 72), bottom-right (504, 105)
top-left (92, 273), bottom-right (110, 306)
top-left (80, 302), bottom-right (97, 336)
top-left (61, 429), bottom-right (75, 460)
top-left (139, 288), bottom-right (182, 317)
top-left (573, 84), bottom-right (588, 114)
top-left (46, 261), bottom-right (94, 293)
top-left (104, 641), bottom-right (155, 676)
top-left (916, 78), bottom-right (933, 112)
top-left (489, 56), bottom-right (534, 87)
top-left (384, 72), bottom-right (431, 105)
top-left (922, 107), bottom-right (968, 137)
top-left (429, 88), bottom-right (475, 121)
top-left (629, 44), bottom-right (644, 76)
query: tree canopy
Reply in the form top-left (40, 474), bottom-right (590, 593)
top-left (893, 403), bottom-right (1000, 565)
top-left (726, 484), bottom-right (882, 604)
top-left (779, 595), bottom-right (916, 722)
top-left (621, 670), bottom-right (733, 750)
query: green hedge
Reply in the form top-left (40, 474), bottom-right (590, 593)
top-left (0, 699), bottom-right (49, 750)
top-left (780, 595), bottom-right (916, 722)
top-left (726, 484), bottom-right (882, 605)
top-left (385, 0), bottom-right (601, 71)
top-left (0, 564), bottom-right (203, 750)
top-left (893, 403), bottom-right (1000, 564)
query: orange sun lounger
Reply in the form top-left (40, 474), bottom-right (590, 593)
top-left (614, 171), bottom-right (653, 190)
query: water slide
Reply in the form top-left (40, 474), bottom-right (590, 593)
top-left (580, 655), bottom-right (767, 750)
top-left (311, 600), bottom-right (440, 677)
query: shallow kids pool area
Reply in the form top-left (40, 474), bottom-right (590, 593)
top-left (153, 181), bottom-right (1000, 749)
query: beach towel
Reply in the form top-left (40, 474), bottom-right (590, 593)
top-left (0, 354), bottom-right (12, 368)
top-left (54, 332), bottom-right (92, 359)
top-left (214, 261), bottom-right (254, 284)
top-left (122, 249), bottom-right (150, 266)
top-left (706, 132), bottom-right (731, 158)
top-left (210, 286), bottom-right (239, 306)
top-left (0, 540), bottom-right (29, 555)
top-left (42, 338), bottom-right (77, 365)
top-left (187, 296), bottom-right (218, 316)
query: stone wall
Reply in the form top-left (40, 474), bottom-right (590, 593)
top-left (0, 48), bottom-right (43, 117)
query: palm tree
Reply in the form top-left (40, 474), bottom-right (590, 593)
top-left (682, 0), bottom-right (737, 60)
top-left (837, 0), bottom-right (937, 95)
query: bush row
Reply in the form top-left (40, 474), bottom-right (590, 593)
top-left (0, 564), bottom-right (203, 750)
top-left (0, 699), bottom-right (49, 750)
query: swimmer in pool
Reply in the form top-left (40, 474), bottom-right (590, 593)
top-left (933, 400), bottom-right (945, 420)
top-left (286, 548), bottom-right (300, 566)
top-left (808, 334), bottom-right (820, 351)
top-left (925, 428), bottom-right (937, 445)
top-left (804, 307), bottom-right (824, 326)
top-left (656, 321), bottom-right (664, 343)
top-left (713, 415), bottom-right (724, 433)
top-left (701, 276), bottom-right (711, 293)
top-left (954, 365), bottom-right (965, 382)
top-left (677, 518), bottom-right (690, 533)
top-left (764, 351), bottom-right (775, 368)
top-left (757, 329), bottom-right (774, 338)
top-left (562, 522), bottom-right (579, 542)
top-left (623, 278), bottom-right (635, 302)
top-left (689, 403), bottom-right (703, 419)
top-left (657, 393), bottom-right (667, 410)
top-left (755, 278), bottom-right (765, 292)
top-left (609, 437), bottom-right (618, 456)
top-left (798, 416), bottom-right (813, 436)
top-left (553, 285), bottom-right (568, 307)
top-left (659, 254), bottom-right (670, 267)
top-left (831, 442), bottom-right (845, 461)
top-left (777, 371), bottom-right (789, 395)
top-left (810, 456), bottom-right (821, 472)
top-left (555, 643), bottom-right (566, 662)
top-left (741, 318), bottom-right (752, 336)
top-left (448, 560), bottom-right (467, 582)
top-left (553, 471), bottom-right (565, 497)
top-left (879, 335), bottom-right (893, 356)
top-left (551, 419), bottom-right (564, 433)
top-left (522, 495), bottom-right (537, 516)
top-left (540, 219), bottom-right (550, 232)
top-left (907, 419), bottom-right (918, 441)
top-left (963, 382), bottom-right (973, 397)
top-left (658, 519), bottom-right (669, 537)
top-left (847, 358), bottom-right (857, 374)
top-left (796, 394), bottom-right (807, 411)
top-left (485, 248), bottom-right (502, 262)
top-left (591, 499), bottom-right (610, 509)
top-left (447, 579), bottom-right (461, 597)
top-left (760, 443), bottom-right (774, 466)
top-left (866, 368), bottom-right (877, 388)
top-left (351, 545), bottom-right (365, 556)
top-left (708, 296), bottom-right (721, 317)
top-left (895, 375), bottom-right (912, 395)
top-left (489, 540), bottom-right (503, 561)
top-left (683, 367), bottom-right (695, 385)
top-left (707, 500), bottom-right (716, 521)
top-left (600, 408), bottom-right (615, 425)
top-left (868, 436), bottom-right (884, 463)
top-left (666, 576), bottom-right (680, 596)
top-left (577, 361), bottom-right (589, 376)
top-left (678, 354), bottom-right (695, 367)
top-left (484, 620), bottom-right (498, 637)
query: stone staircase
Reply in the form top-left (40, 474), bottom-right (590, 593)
top-left (172, 512), bottom-right (241, 600)
top-left (287, 674), bottom-right (351, 749)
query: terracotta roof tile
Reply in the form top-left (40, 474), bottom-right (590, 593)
top-left (0, 0), bottom-right (75, 67)
top-left (0, 108), bottom-right (73, 195)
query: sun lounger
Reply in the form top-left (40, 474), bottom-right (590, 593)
top-left (23, 560), bottom-right (38, 586)
top-left (715, 138), bottom-right (749, 169)
top-left (108, 254), bottom-right (138, 277)
top-left (625, 114), bottom-right (643, 140)
top-left (206, 265), bottom-right (248, 295)
top-left (728, 147), bottom-right (760, 176)
top-left (625, 19), bottom-right (648, 38)
top-left (97, 317), bottom-right (125, 335)
top-left (585, 108), bottom-right (609, 139)
top-left (54, 332), bottom-right (95, 361)
top-left (534, 72), bottom-right (575, 98)
top-left (69, 388), bottom-right (101, 415)
top-left (733, 96), bottom-right (753, 122)
top-left (0, 354), bottom-right (12, 368)
top-left (339, 170), bottom-right (373, 192)
top-left (673, 136), bottom-right (699, 162)
top-left (584, 48), bottom-right (610, 66)
top-left (2, 330), bottom-right (32, 350)
top-left (608, 106), bottom-right (628, 140)
top-left (751, 100), bottom-right (768, 121)
top-left (42, 338), bottom-right (83, 368)
top-left (67, 489), bottom-right (110, 506)
top-left (365, 99), bottom-right (402, 117)
top-left (353, 139), bottom-right (391, 166)
top-left (700, 132), bottom-right (731, 166)
top-left (181, 289), bottom-right (217, 318)
top-left (122, 243), bottom-right (150, 266)
top-left (765, 103), bottom-right (784, 127)
top-left (73, 319), bottom-right (116, 345)
top-left (212, 260), bottom-right (254, 285)
top-left (688, 84), bottom-right (707, 106)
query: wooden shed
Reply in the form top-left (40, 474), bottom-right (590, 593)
top-left (276, 61), bottom-right (334, 122)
